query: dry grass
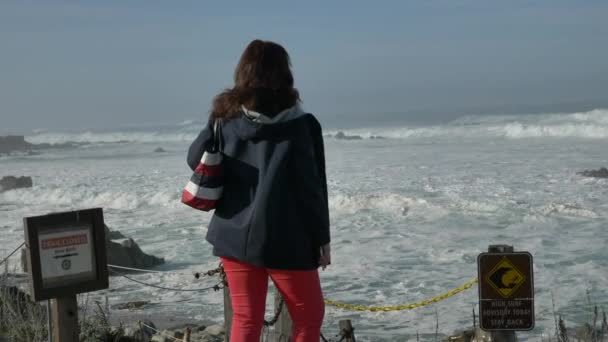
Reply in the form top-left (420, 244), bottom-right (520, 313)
top-left (0, 281), bottom-right (48, 341)
top-left (0, 282), bottom-right (141, 342)
top-left (0, 257), bottom-right (141, 342)
top-left (540, 291), bottom-right (608, 342)
top-left (0, 256), bottom-right (48, 342)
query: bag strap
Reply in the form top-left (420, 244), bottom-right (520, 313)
top-left (212, 119), bottom-right (223, 153)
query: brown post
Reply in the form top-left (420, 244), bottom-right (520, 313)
top-left (339, 320), bottom-right (356, 342)
top-left (487, 245), bottom-right (517, 342)
top-left (488, 245), bottom-right (514, 253)
top-left (223, 285), bottom-right (233, 342)
top-left (51, 296), bottom-right (78, 342)
top-left (182, 327), bottom-right (191, 342)
top-left (274, 291), bottom-right (292, 342)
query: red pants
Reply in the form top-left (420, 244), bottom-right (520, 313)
top-left (221, 257), bottom-right (325, 342)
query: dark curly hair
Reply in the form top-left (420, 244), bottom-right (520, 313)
top-left (210, 40), bottom-right (300, 119)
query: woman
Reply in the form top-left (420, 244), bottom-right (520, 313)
top-left (187, 40), bottom-right (330, 342)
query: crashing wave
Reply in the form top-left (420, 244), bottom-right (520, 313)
top-left (0, 186), bottom-right (181, 210)
top-left (25, 131), bottom-right (198, 145)
top-left (535, 203), bottom-right (598, 218)
top-left (333, 108), bottom-right (608, 140)
top-left (22, 108), bottom-right (608, 146)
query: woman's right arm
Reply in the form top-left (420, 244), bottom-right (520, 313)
top-left (292, 116), bottom-right (331, 249)
top-left (187, 120), bottom-right (214, 171)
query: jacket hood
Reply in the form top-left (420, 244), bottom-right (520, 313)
top-left (235, 104), bottom-right (307, 140)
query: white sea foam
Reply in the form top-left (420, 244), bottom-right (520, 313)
top-left (329, 192), bottom-right (426, 216)
top-left (0, 187), bottom-right (181, 211)
top-left (3, 109), bottom-right (608, 341)
top-left (26, 131), bottom-right (198, 145)
top-left (330, 108), bottom-right (608, 140)
top-left (534, 202), bottom-right (598, 218)
top-left (21, 108), bottom-right (608, 146)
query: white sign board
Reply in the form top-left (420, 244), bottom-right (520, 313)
top-left (38, 225), bottom-right (96, 288)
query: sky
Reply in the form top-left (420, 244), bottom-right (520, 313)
top-left (1, 0), bottom-right (608, 131)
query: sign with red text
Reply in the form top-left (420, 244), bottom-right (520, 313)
top-left (39, 225), bottom-right (96, 288)
top-left (478, 252), bottom-right (535, 331)
top-left (24, 208), bottom-right (108, 301)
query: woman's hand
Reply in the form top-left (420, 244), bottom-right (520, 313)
top-left (319, 243), bottom-right (331, 270)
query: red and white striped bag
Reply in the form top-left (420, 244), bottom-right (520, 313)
top-left (181, 120), bottom-right (224, 211)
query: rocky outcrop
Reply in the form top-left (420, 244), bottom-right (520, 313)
top-left (0, 135), bottom-right (83, 156)
top-left (105, 226), bottom-right (165, 271)
top-left (578, 167), bottom-right (608, 178)
top-left (105, 225), bottom-right (127, 240)
top-left (0, 136), bottom-right (33, 155)
top-left (444, 327), bottom-right (516, 342)
top-left (0, 176), bottom-right (33, 192)
top-left (112, 301), bottom-right (150, 310)
top-left (119, 320), bottom-right (225, 342)
top-left (331, 132), bottom-right (386, 140)
top-left (149, 323), bottom-right (225, 342)
top-left (123, 320), bottom-right (158, 341)
top-left (334, 131), bottom-right (363, 140)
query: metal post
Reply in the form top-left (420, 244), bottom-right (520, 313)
top-left (274, 291), bottom-right (292, 342)
top-left (339, 320), bottom-right (356, 342)
top-left (47, 300), bottom-right (53, 342)
top-left (487, 244), bottom-right (518, 342)
top-left (488, 245), bottom-right (514, 253)
top-left (223, 284), bottom-right (232, 342)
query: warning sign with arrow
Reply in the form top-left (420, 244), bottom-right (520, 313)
top-left (478, 252), bottom-right (534, 331)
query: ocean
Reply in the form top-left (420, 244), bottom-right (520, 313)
top-left (1, 109), bottom-right (607, 341)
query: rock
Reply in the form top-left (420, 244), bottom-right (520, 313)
top-left (191, 331), bottom-right (223, 342)
top-left (113, 301), bottom-right (150, 310)
top-left (443, 328), bottom-right (473, 342)
top-left (106, 238), bottom-right (165, 270)
top-left (166, 323), bottom-right (210, 333)
top-left (443, 328), bottom-right (516, 342)
top-left (0, 135), bottom-right (84, 156)
top-left (469, 328), bottom-right (492, 342)
top-left (154, 147), bottom-right (167, 153)
top-left (334, 131), bottom-right (363, 140)
top-left (0, 136), bottom-right (33, 154)
top-left (105, 225), bottom-right (127, 240)
top-left (0, 176), bottom-right (33, 192)
top-left (196, 333), bottom-right (224, 342)
top-left (124, 320), bottom-right (157, 342)
top-left (203, 324), bottom-right (225, 337)
top-left (105, 226), bottom-right (165, 271)
top-left (578, 167), bottom-right (608, 178)
top-left (150, 329), bottom-right (183, 342)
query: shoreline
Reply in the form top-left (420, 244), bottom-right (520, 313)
top-left (2, 271), bottom-right (607, 341)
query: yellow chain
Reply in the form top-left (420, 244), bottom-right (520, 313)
top-left (324, 277), bottom-right (478, 312)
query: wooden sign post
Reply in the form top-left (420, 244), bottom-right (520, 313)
top-left (24, 208), bottom-right (109, 342)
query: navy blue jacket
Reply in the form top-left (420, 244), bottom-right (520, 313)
top-left (187, 110), bottom-right (330, 270)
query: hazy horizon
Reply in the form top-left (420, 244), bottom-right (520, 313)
top-left (2, 1), bottom-right (607, 132)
